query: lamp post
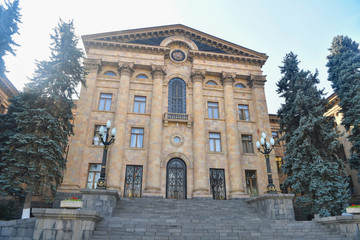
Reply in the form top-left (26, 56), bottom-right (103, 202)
top-left (256, 132), bottom-right (277, 194)
top-left (96, 120), bottom-right (116, 189)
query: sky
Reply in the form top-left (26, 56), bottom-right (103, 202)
top-left (3, 0), bottom-right (360, 114)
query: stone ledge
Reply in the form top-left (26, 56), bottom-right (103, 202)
top-left (245, 193), bottom-right (295, 204)
top-left (0, 218), bottom-right (35, 227)
top-left (316, 215), bottom-right (360, 224)
top-left (32, 208), bottom-right (103, 222)
top-left (80, 189), bottom-right (120, 200)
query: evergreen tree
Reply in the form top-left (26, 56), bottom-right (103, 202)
top-left (0, 0), bottom-right (21, 75)
top-left (0, 20), bottom-right (86, 212)
top-left (277, 52), bottom-right (350, 217)
top-left (326, 36), bottom-right (360, 180)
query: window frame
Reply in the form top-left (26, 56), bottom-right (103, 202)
top-left (86, 164), bottom-right (102, 189)
top-left (207, 102), bottom-right (219, 119)
top-left (245, 170), bottom-right (258, 196)
top-left (98, 93), bottom-right (113, 111)
top-left (130, 128), bottom-right (144, 148)
top-left (209, 132), bottom-right (222, 152)
top-left (93, 125), bottom-right (107, 146)
top-left (238, 104), bottom-right (250, 121)
top-left (241, 134), bottom-right (254, 153)
top-left (133, 96), bottom-right (146, 113)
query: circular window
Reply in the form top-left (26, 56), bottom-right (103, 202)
top-left (171, 50), bottom-right (186, 62)
top-left (170, 133), bottom-right (185, 147)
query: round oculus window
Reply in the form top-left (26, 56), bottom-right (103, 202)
top-left (173, 136), bottom-right (181, 143)
top-left (171, 50), bottom-right (186, 62)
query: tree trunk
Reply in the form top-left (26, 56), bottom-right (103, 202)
top-left (21, 192), bottom-right (32, 219)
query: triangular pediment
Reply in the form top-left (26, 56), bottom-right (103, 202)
top-left (83, 25), bottom-right (268, 60)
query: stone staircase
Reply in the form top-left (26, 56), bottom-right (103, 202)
top-left (90, 198), bottom-right (350, 240)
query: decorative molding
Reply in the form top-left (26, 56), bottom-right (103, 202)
top-left (221, 72), bottom-right (236, 86)
top-left (248, 74), bottom-right (267, 87)
top-left (169, 133), bottom-right (185, 147)
top-left (161, 152), bottom-right (193, 169)
top-left (190, 70), bottom-right (205, 84)
top-left (118, 62), bottom-right (134, 77)
top-left (83, 58), bottom-right (101, 73)
top-left (151, 65), bottom-right (166, 79)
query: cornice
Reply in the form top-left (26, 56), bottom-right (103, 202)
top-left (151, 65), bottom-right (166, 79)
top-left (248, 74), bottom-right (267, 87)
top-left (0, 75), bottom-right (18, 97)
top-left (83, 58), bottom-right (101, 73)
top-left (118, 62), bottom-right (134, 77)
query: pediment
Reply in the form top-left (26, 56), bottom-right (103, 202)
top-left (82, 24), bottom-right (268, 62)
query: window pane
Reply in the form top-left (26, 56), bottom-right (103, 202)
top-left (86, 182), bottom-right (93, 189)
top-left (90, 164), bottom-right (101, 171)
top-left (139, 102), bottom-right (145, 113)
top-left (244, 110), bottom-right (250, 121)
top-left (135, 96), bottom-right (146, 101)
top-left (214, 108), bottom-right (219, 119)
top-left (215, 139), bottom-right (221, 152)
top-left (133, 101), bottom-right (139, 113)
top-left (132, 128), bottom-right (143, 134)
top-left (100, 93), bottom-right (112, 99)
top-left (130, 134), bottom-right (137, 147)
top-left (209, 139), bottom-right (215, 151)
top-left (105, 100), bottom-right (111, 111)
top-left (99, 99), bottom-right (105, 110)
top-left (208, 108), bottom-right (213, 118)
top-left (208, 102), bottom-right (218, 107)
top-left (210, 133), bottom-right (220, 139)
top-left (87, 172), bottom-right (94, 183)
top-left (104, 71), bottom-right (116, 76)
top-left (137, 135), bottom-right (143, 148)
top-left (94, 172), bottom-right (100, 183)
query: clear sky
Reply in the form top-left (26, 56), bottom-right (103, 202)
top-left (3, 0), bottom-right (360, 114)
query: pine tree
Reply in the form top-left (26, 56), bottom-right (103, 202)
top-left (277, 52), bottom-right (350, 217)
top-left (0, 20), bottom-right (86, 214)
top-left (0, 0), bottom-right (21, 75)
top-left (326, 36), bottom-right (360, 180)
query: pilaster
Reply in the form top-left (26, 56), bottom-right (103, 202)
top-left (144, 65), bottom-right (166, 196)
top-left (190, 70), bottom-right (209, 197)
top-left (106, 62), bottom-right (134, 192)
top-left (221, 72), bottom-right (246, 198)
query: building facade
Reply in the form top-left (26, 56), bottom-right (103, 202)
top-left (59, 25), bottom-right (279, 199)
top-left (0, 75), bottom-right (18, 114)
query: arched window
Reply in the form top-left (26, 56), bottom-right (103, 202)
top-left (235, 83), bottom-right (246, 88)
top-left (168, 78), bottom-right (186, 113)
top-left (136, 74), bottom-right (148, 79)
top-left (104, 71), bottom-right (117, 76)
top-left (206, 80), bottom-right (218, 86)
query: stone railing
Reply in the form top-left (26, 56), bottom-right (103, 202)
top-left (164, 112), bottom-right (192, 127)
top-left (316, 214), bottom-right (360, 239)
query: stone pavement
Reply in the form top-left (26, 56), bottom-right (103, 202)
top-left (90, 198), bottom-right (350, 240)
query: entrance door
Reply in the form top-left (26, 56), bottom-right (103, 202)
top-left (166, 158), bottom-right (186, 199)
top-left (210, 168), bottom-right (226, 200)
top-left (124, 165), bottom-right (143, 198)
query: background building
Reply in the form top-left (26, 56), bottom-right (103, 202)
top-left (58, 24), bottom-right (279, 199)
top-left (0, 75), bottom-right (18, 114)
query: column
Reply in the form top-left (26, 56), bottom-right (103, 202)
top-left (191, 71), bottom-right (209, 197)
top-left (106, 63), bottom-right (134, 192)
top-left (144, 66), bottom-right (166, 195)
top-left (60, 58), bottom-right (101, 191)
top-left (222, 72), bottom-right (246, 198)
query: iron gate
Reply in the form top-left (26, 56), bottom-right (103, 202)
top-left (166, 158), bottom-right (186, 199)
top-left (210, 168), bottom-right (226, 200)
top-left (124, 165), bottom-right (143, 198)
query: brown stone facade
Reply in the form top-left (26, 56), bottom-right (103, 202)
top-left (0, 75), bottom-right (18, 114)
top-left (59, 24), bottom-right (280, 199)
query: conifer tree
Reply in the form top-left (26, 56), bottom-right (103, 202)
top-left (0, 20), bottom-right (86, 217)
top-left (0, 0), bottom-right (21, 75)
top-left (277, 52), bottom-right (349, 217)
top-left (326, 36), bottom-right (360, 180)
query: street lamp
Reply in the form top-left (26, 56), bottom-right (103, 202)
top-left (96, 120), bottom-right (116, 189)
top-left (256, 132), bottom-right (277, 194)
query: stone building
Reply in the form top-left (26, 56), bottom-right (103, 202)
top-left (59, 24), bottom-right (280, 199)
top-left (325, 93), bottom-right (360, 202)
top-left (0, 75), bottom-right (18, 114)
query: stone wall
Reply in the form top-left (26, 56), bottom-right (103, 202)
top-left (245, 194), bottom-right (295, 220)
top-left (80, 189), bottom-right (120, 216)
top-left (0, 218), bottom-right (35, 240)
top-left (316, 215), bottom-right (360, 240)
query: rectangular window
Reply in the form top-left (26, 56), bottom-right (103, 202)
top-left (208, 102), bottom-right (219, 119)
top-left (245, 170), bottom-right (258, 196)
top-left (98, 93), bottom-right (112, 111)
top-left (86, 164), bottom-right (102, 189)
top-left (242, 135), bottom-right (254, 153)
top-left (93, 125), bottom-right (107, 145)
top-left (130, 128), bottom-right (144, 148)
top-left (272, 131), bottom-right (280, 145)
top-left (133, 96), bottom-right (146, 113)
top-left (209, 132), bottom-right (221, 152)
top-left (238, 105), bottom-right (250, 121)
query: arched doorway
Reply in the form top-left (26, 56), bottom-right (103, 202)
top-left (166, 158), bottom-right (187, 199)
